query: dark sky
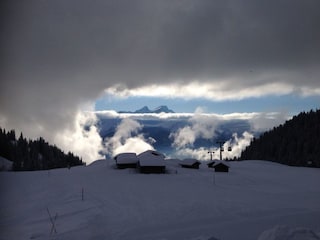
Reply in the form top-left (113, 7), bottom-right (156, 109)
top-left (1, 0), bottom-right (320, 154)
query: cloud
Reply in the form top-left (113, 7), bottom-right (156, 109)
top-left (174, 147), bottom-right (214, 161)
top-left (167, 111), bottom-right (255, 160)
top-left (2, 1), bottom-right (320, 95)
top-left (104, 80), bottom-right (312, 101)
top-left (249, 112), bottom-right (290, 131)
top-left (103, 118), bottom-right (154, 157)
top-left (1, 0), bottom-right (319, 162)
top-left (54, 111), bottom-right (104, 164)
top-left (171, 131), bottom-right (253, 160)
top-left (223, 132), bottom-right (254, 159)
top-left (170, 114), bottom-right (220, 148)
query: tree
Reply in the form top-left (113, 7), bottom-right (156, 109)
top-left (0, 127), bottom-right (85, 171)
top-left (238, 109), bottom-right (320, 167)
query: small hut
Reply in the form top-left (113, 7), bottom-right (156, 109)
top-left (207, 160), bottom-right (219, 168)
top-left (208, 161), bottom-right (230, 172)
top-left (138, 150), bottom-right (166, 173)
top-left (180, 158), bottom-right (201, 169)
top-left (114, 152), bottom-right (139, 169)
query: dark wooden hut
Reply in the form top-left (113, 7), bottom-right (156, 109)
top-left (207, 160), bottom-right (219, 168)
top-left (208, 161), bottom-right (230, 172)
top-left (180, 158), bottom-right (201, 169)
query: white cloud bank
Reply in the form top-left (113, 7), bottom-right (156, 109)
top-left (170, 114), bottom-right (220, 148)
top-left (173, 131), bottom-right (253, 161)
top-left (103, 118), bottom-right (155, 157)
top-left (54, 111), bottom-right (104, 164)
top-left (104, 81), bottom-right (320, 101)
top-left (95, 110), bottom-right (288, 161)
top-left (167, 112), bottom-right (255, 160)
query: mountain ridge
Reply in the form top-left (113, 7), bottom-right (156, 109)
top-left (118, 105), bottom-right (175, 114)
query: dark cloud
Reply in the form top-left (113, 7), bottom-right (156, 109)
top-left (2, 0), bottom-right (320, 84)
top-left (1, 0), bottom-right (319, 157)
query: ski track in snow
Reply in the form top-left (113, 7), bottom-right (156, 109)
top-left (1, 160), bottom-right (320, 240)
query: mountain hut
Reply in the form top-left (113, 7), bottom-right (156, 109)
top-left (180, 158), bottom-right (201, 169)
top-left (114, 153), bottom-right (139, 169)
top-left (138, 150), bottom-right (166, 173)
top-left (208, 160), bottom-right (230, 172)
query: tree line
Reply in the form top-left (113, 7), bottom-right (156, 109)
top-left (0, 127), bottom-right (85, 171)
top-left (238, 109), bottom-right (320, 167)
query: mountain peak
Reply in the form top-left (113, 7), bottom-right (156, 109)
top-left (135, 106), bottom-right (152, 113)
top-left (152, 106), bottom-right (175, 113)
top-left (118, 106), bottom-right (174, 113)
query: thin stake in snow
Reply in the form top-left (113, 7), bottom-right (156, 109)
top-left (82, 187), bottom-right (84, 201)
top-left (46, 207), bottom-right (57, 235)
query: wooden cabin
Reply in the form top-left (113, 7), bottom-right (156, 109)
top-left (207, 160), bottom-right (219, 168)
top-left (208, 160), bottom-right (230, 172)
top-left (138, 150), bottom-right (166, 173)
top-left (180, 158), bottom-right (201, 169)
top-left (114, 152), bottom-right (139, 169)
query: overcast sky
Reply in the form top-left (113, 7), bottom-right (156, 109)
top-left (1, 0), bottom-right (320, 162)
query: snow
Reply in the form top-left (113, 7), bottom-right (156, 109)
top-left (181, 158), bottom-right (199, 166)
top-left (138, 150), bottom-right (166, 166)
top-left (212, 161), bottom-right (230, 167)
top-left (114, 152), bottom-right (138, 164)
top-left (0, 156), bottom-right (13, 171)
top-left (1, 160), bottom-right (320, 240)
top-left (258, 225), bottom-right (320, 240)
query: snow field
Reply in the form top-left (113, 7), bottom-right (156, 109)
top-left (1, 160), bottom-right (319, 240)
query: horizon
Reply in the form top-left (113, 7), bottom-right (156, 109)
top-left (94, 95), bottom-right (320, 115)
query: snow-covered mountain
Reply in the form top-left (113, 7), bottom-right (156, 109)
top-left (1, 159), bottom-right (319, 240)
top-left (118, 105), bottom-right (175, 113)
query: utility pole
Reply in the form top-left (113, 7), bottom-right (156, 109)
top-left (216, 141), bottom-right (225, 161)
top-left (216, 141), bottom-right (232, 161)
top-left (208, 151), bottom-right (215, 161)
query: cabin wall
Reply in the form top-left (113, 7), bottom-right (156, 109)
top-left (139, 166), bottom-right (166, 173)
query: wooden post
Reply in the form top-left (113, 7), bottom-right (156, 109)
top-left (213, 170), bottom-right (216, 185)
top-left (82, 187), bottom-right (84, 201)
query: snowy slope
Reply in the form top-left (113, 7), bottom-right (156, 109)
top-left (1, 160), bottom-right (319, 240)
top-left (0, 156), bottom-right (12, 171)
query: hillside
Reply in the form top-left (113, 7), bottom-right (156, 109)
top-left (1, 159), bottom-right (319, 240)
top-left (239, 109), bottom-right (320, 167)
top-left (0, 128), bottom-right (85, 171)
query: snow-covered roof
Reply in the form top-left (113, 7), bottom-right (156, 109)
top-left (181, 158), bottom-right (200, 166)
top-left (211, 161), bottom-right (230, 168)
top-left (138, 150), bottom-right (165, 167)
top-left (207, 160), bottom-right (218, 165)
top-left (138, 150), bottom-right (165, 159)
top-left (114, 153), bottom-right (139, 164)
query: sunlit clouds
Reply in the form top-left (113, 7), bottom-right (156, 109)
top-left (54, 111), bottom-right (104, 164)
top-left (104, 81), bottom-right (304, 101)
top-left (103, 118), bottom-right (155, 157)
top-left (92, 110), bottom-right (289, 162)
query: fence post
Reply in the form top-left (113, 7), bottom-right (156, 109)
top-left (82, 187), bottom-right (84, 201)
